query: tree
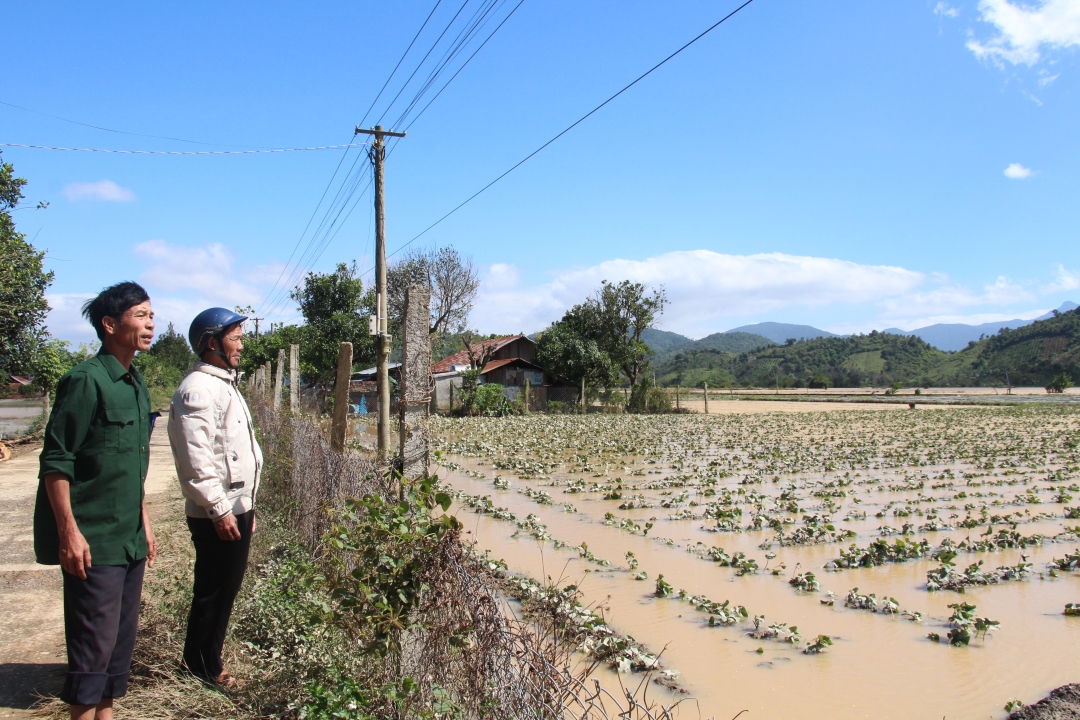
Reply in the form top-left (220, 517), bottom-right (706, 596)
top-left (387, 246), bottom-right (479, 339)
top-left (0, 150), bottom-right (53, 377)
top-left (535, 319), bottom-right (618, 389)
top-left (290, 262), bottom-right (376, 390)
top-left (29, 339), bottom-right (72, 423)
top-left (148, 322), bottom-right (196, 376)
top-left (588, 280), bottom-right (667, 388)
top-left (1046, 372), bottom-right (1072, 394)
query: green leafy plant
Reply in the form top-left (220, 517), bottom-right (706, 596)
top-left (325, 475), bottom-right (461, 656)
top-left (654, 574), bottom-right (674, 598)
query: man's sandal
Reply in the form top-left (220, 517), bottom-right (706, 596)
top-left (215, 671), bottom-right (237, 688)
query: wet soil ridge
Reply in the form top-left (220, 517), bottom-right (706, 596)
top-left (1009, 684), bottom-right (1080, 720)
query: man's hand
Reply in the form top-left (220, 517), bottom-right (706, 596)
top-left (43, 472), bottom-right (92, 579)
top-left (59, 527), bottom-right (92, 580)
top-left (143, 504), bottom-right (157, 568)
top-left (213, 513), bottom-right (241, 541)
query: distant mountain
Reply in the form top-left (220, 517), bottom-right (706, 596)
top-left (1037, 301), bottom-right (1079, 320)
top-left (932, 305), bottom-right (1080, 387)
top-left (646, 330), bottom-right (774, 368)
top-left (641, 328), bottom-right (693, 354)
top-left (724, 322), bottom-right (837, 344)
top-left (655, 330), bottom-right (944, 388)
top-left (692, 331), bottom-right (775, 354)
top-left (886, 301), bottom-right (1078, 352)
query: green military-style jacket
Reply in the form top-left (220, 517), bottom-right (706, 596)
top-left (34, 351), bottom-right (151, 566)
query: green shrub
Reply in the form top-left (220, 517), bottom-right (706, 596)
top-left (1047, 372), bottom-right (1072, 394)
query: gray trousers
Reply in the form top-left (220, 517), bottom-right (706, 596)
top-left (61, 559), bottom-right (145, 706)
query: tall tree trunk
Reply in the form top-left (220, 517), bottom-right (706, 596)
top-left (41, 389), bottom-right (50, 426)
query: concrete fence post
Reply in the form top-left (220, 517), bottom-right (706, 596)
top-left (704, 382), bottom-right (709, 414)
top-left (289, 344), bottom-right (299, 412)
top-left (331, 342), bottom-right (352, 453)
top-left (274, 348), bottom-right (285, 409)
top-left (399, 284), bottom-right (432, 480)
top-left (263, 361), bottom-right (272, 399)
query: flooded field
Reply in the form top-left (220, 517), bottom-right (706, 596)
top-left (431, 404), bottom-right (1080, 720)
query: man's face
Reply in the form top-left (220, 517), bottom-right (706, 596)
top-left (102, 301), bottom-right (155, 353)
top-left (210, 323), bottom-right (244, 368)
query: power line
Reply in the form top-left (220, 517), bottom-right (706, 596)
top-left (387, 0), bottom-right (509, 130)
top-left (256, 0), bottom-right (525, 318)
top-left (0, 99), bottom-right (263, 148)
top-left (255, 143), bottom-right (360, 318)
top-left (376, 0), bottom-right (473, 126)
top-left (357, 0), bottom-right (445, 129)
top-left (373, 0), bottom-right (757, 273)
top-left (400, 0), bottom-right (526, 132)
top-left (0, 142), bottom-right (369, 155)
top-left (254, 0), bottom-right (451, 319)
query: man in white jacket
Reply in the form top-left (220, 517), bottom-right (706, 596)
top-left (167, 308), bottom-right (262, 687)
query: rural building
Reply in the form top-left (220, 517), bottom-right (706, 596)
top-left (431, 335), bottom-right (547, 411)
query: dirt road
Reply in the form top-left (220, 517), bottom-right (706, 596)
top-left (0, 416), bottom-right (178, 718)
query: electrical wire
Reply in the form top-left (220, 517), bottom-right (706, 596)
top-left (0, 99), bottom-right (264, 148)
top-left (0, 142), bottom-right (368, 154)
top-left (400, 0), bottom-right (526, 132)
top-left (356, 0), bottom-right (445, 130)
top-left (375, 0), bottom-right (473, 127)
top-left (257, 0), bottom-right (525, 318)
top-left (369, 0), bottom-right (757, 274)
top-left (255, 0), bottom-right (453, 319)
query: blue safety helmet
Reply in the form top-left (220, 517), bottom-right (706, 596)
top-left (189, 308), bottom-right (247, 366)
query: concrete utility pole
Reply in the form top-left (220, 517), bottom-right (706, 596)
top-left (289, 344), bottom-right (300, 412)
top-left (399, 285), bottom-right (431, 480)
top-left (331, 342), bottom-right (353, 453)
top-left (356, 124), bottom-right (406, 461)
top-left (274, 348), bottom-right (285, 409)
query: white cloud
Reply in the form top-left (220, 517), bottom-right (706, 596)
top-left (935, 2), bottom-right (961, 18)
top-left (134, 240), bottom-right (265, 304)
top-left (1042, 264), bottom-right (1080, 294)
top-left (967, 0), bottom-right (1080, 65)
top-left (44, 293), bottom-right (98, 341)
top-left (878, 275), bottom-right (1036, 328)
top-left (1004, 162), bottom-right (1033, 178)
top-left (63, 180), bottom-right (136, 202)
top-left (472, 250), bottom-right (924, 337)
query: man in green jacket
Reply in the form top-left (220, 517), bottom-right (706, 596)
top-left (35, 281), bottom-right (158, 720)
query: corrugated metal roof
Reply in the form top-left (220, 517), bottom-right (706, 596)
top-left (430, 335), bottom-right (529, 374)
top-left (479, 357), bottom-right (543, 374)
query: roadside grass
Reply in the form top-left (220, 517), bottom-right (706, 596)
top-left (32, 495), bottom-right (362, 719)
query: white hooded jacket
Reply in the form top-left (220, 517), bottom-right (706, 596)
top-left (168, 362), bottom-right (262, 520)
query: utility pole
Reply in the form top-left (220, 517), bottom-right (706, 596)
top-left (355, 124), bottom-right (406, 460)
top-left (252, 317), bottom-right (264, 337)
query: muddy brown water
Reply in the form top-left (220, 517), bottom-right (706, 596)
top-left (436, 408), bottom-right (1080, 720)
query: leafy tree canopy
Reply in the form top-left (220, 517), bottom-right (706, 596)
top-left (290, 262), bottom-right (376, 385)
top-left (0, 150), bottom-right (53, 376)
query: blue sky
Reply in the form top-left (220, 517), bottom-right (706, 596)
top-left (4, 0), bottom-right (1078, 342)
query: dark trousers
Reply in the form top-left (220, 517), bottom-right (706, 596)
top-left (183, 511), bottom-right (253, 679)
top-left (61, 559), bottom-right (145, 706)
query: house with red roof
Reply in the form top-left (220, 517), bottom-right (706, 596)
top-left (432, 335), bottom-right (547, 410)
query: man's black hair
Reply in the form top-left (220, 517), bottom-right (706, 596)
top-left (81, 282), bottom-right (151, 340)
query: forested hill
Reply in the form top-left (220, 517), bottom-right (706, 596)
top-left (655, 331), bottom-right (948, 388)
top-left (932, 306), bottom-right (1080, 386)
top-left (651, 307), bottom-right (1080, 388)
